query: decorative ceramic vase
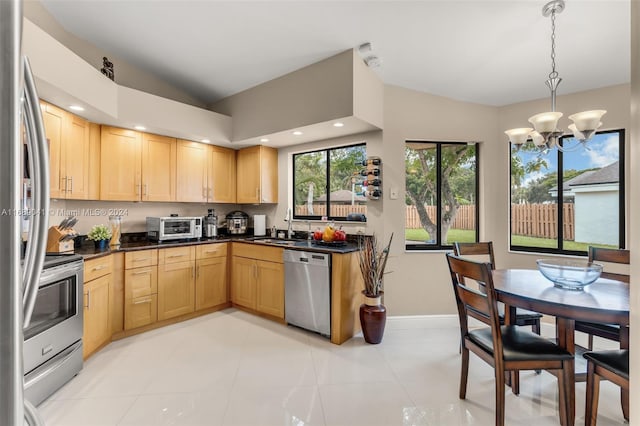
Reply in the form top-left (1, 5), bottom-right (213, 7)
top-left (94, 239), bottom-right (109, 250)
top-left (359, 291), bottom-right (386, 344)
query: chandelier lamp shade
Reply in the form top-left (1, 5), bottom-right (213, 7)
top-left (504, 0), bottom-right (606, 152)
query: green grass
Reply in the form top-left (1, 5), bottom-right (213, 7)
top-left (510, 235), bottom-right (617, 252)
top-left (405, 229), bottom-right (617, 251)
top-left (405, 228), bottom-right (475, 244)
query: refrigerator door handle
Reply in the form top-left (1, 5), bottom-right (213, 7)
top-left (24, 400), bottom-right (43, 426)
top-left (21, 57), bottom-right (50, 328)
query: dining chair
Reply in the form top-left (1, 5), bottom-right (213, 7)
top-left (452, 242), bottom-right (543, 334)
top-left (575, 246), bottom-right (630, 350)
top-left (583, 349), bottom-right (629, 425)
top-left (446, 254), bottom-right (573, 426)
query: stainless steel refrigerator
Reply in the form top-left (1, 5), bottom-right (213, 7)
top-left (1, 0), bottom-right (50, 424)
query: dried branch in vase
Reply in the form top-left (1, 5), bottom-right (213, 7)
top-left (357, 233), bottom-right (393, 297)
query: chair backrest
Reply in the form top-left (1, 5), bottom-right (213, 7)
top-left (588, 246), bottom-right (630, 283)
top-left (446, 253), bottom-right (503, 354)
top-left (453, 242), bottom-right (496, 270)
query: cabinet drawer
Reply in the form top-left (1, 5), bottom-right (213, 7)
top-left (124, 266), bottom-right (158, 299)
top-left (159, 246), bottom-right (195, 264)
top-left (231, 243), bottom-right (283, 263)
top-left (196, 243), bottom-right (227, 259)
top-left (124, 294), bottom-right (157, 330)
top-left (84, 256), bottom-right (113, 282)
top-left (125, 249), bottom-right (158, 269)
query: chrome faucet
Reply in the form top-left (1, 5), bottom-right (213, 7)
top-left (286, 208), bottom-right (293, 239)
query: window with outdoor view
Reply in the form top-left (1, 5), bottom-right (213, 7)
top-left (293, 144), bottom-right (367, 221)
top-left (405, 141), bottom-right (479, 250)
top-left (510, 129), bottom-right (625, 255)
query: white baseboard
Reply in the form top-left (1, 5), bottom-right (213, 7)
top-left (386, 314), bottom-right (459, 329)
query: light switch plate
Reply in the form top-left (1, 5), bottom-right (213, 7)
top-left (390, 187), bottom-right (399, 200)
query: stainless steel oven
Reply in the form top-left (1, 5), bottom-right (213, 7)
top-left (24, 254), bottom-right (84, 406)
top-left (146, 216), bottom-right (203, 241)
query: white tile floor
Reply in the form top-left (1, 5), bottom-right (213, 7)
top-left (39, 309), bottom-right (626, 425)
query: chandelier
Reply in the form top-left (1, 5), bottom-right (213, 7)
top-left (504, 0), bottom-right (606, 152)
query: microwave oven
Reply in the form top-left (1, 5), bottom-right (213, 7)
top-left (146, 216), bottom-right (202, 241)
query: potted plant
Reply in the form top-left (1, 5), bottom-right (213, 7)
top-left (87, 224), bottom-right (112, 250)
top-left (357, 233), bottom-right (393, 344)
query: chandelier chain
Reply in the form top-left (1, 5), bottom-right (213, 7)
top-left (549, 9), bottom-right (558, 80)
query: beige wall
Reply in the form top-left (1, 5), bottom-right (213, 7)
top-left (377, 83), bottom-right (630, 317)
top-left (353, 51), bottom-right (384, 129)
top-left (213, 50), bottom-right (354, 142)
top-left (24, 0), bottom-right (207, 108)
top-left (380, 85), bottom-right (499, 315)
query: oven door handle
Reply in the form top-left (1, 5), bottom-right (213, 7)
top-left (21, 57), bottom-right (50, 329)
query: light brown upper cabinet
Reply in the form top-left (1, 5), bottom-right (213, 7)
top-left (177, 140), bottom-right (236, 203)
top-left (141, 133), bottom-right (176, 202)
top-left (208, 145), bottom-right (236, 203)
top-left (176, 140), bottom-right (208, 202)
top-left (41, 101), bottom-right (91, 199)
top-left (101, 127), bottom-right (177, 202)
top-left (236, 145), bottom-right (278, 204)
top-left (100, 126), bottom-right (142, 201)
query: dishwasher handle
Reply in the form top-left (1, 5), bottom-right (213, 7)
top-left (283, 250), bottom-right (330, 267)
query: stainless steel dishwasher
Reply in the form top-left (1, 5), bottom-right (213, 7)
top-left (284, 249), bottom-right (331, 337)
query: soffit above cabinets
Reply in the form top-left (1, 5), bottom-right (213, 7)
top-left (23, 19), bottom-right (232, 147)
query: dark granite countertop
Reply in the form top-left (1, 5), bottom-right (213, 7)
top-left (77, 235), bottom-right (358, 260)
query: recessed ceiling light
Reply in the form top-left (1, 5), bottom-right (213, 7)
top-left (69, 105), bottom-right (85, 112)
top-left (134, 125), bottom-right (146, 131)
top-left (260, 138), bottom-right (269, 142)
top-left (201, 139), bottom-right (210, 143)
top-left (293, 131), bottom-right (303, 136)
top-left (333, 122), bottom-right (344, 128)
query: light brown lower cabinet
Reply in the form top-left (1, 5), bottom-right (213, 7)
top-left (231, 246), bottom-right (284, 319)
top-left (195, 256), bottom-right (228, 310)
top-left (157, 260), bottom-right (195, 320)
top-left (124, 294), bottom-right (158, 330)
top-left (124, 250), bottom-right (158, 330)
top-left (231, 256), bottom-right (257, 310)
top-left (83, 273), bottom-right (111, 358)
top-left (255, 260), bottom-right (284, 318)
top-left (110, 252), bottom-right (125, 334)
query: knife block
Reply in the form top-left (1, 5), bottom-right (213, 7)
top-left (46, 226), bottom-right (75, 253)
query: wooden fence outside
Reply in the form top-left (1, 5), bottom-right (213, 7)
top-left (296, 203), bottom-right (575, 240)
top-left (511, 203), bottom-right (574, 240)
top-left (405, 205), bottom-right (476, 230)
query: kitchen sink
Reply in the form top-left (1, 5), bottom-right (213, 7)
top-left (253, 238), bottom-right (298, 246)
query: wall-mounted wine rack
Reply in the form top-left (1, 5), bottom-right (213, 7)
top-left (357, 156), bottom-right (381, 200)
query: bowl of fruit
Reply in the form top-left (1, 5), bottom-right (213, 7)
top-left (313, 224), bottom-right (347, 246)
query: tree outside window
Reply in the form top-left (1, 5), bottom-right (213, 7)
top-left (405, 141), bottom-right (479, 250)
top-left (293, 144), bottom-right (367, 221)
top-left (510, 129), bottom-right (625, 254)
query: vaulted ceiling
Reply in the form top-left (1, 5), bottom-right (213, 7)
top-left (40, 0), bottom-right (630, 107)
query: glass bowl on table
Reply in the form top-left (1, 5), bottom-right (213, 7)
top-left (536, 258), bottom-right (603, 291)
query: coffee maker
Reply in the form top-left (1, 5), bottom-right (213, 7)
top-left (204, 209), bottom-right (217, 238)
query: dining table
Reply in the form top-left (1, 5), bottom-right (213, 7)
top-left (491, 269), bottom-right (629, 426)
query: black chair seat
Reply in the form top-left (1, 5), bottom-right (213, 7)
top-left (469, 305), bottom-right (542, 324)
top-left (469, 326), bottom-right (573, 362)
top-left (575, 321), bottom-right (620, 340)
top-left (498, 305), bottom-right (542, 322)
top-left (583, 350), bottom-right (629, 381)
